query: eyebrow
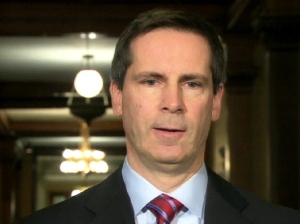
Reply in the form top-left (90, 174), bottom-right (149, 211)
top-left (179, 73), bottom-right (209, 84)
top-left (133, 71), bottom-right (167, 81)
top-left (133, 71), bottom-right (210, 85)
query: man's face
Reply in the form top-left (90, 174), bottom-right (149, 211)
top-left (110, 29), bottom-right (223, 174)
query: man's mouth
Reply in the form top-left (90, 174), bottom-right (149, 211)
top-left (155, 128), bottom-right (183, 132)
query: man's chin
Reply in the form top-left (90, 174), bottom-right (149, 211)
top-left (155, 156), bottom-right (183, 166)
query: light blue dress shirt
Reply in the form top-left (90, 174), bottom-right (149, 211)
top-left (122, 157), bottom-right (208, 224)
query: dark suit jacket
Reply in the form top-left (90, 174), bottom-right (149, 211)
top-left (17, 166), bottom-right (300, 224)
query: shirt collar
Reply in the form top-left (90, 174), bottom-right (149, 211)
top-left (122, 157), bottom-right (208, 219)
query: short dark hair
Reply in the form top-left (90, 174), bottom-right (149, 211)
top-left (110, 9), bottom-right (226, 94)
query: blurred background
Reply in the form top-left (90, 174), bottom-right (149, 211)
top-left (0, 0), bottom-right (299, 223)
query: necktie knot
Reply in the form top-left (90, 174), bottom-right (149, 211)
top-left (146, 194), bottom-right (183, 224)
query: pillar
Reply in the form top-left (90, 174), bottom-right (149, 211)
top-left (254, 15), bottom-right (300, 209)
top-left (0, 138), bottom-right (16, 224)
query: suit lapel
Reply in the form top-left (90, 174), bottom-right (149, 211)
top-left (81, 166), bottom-right (253, 223)
top-left (85, 166), bottom-right (135, 224)
top-left (204, 169), bottom-right (251, 224)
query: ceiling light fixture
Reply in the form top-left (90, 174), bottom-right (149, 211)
top-left (74, 33), bottom-right (103, 98)
top-left (60, 122), bottom-right (108, 176)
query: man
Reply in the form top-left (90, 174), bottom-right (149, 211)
top-left (18, 9), bottom-right (300, 224)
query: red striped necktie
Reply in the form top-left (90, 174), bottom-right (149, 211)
top-left (146, 194), bottom-right (184, 224)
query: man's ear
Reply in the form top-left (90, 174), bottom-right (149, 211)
top-left (109, 81), bottom-right (123, 116)
top-left (211, 84), bottom-right (224, 121)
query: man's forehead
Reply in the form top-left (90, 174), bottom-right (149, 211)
top-left (132, 27), bottom-right (208, 43)
top-left (129, 28), bottom-right (211, 57)
top-left (128, 28), bottom-right (212, 71)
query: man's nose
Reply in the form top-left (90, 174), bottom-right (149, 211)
top-left (160, 85), bottom-right (185, 114)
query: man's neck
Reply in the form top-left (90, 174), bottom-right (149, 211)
top-left (127, 155), bottom-right (204, 192)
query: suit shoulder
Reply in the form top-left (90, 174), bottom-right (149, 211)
top-left (16, 167), bottom-right (124, 224)
top-left (207, 168), bottom-right (300, 223)
top-left (16, 191), bottom-right (94, 224)
top-left (238, 188), bottom-right (300, 223)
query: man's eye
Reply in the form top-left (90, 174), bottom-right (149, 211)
top-left (187, 82), bottom-right (201, 88)
top-left (145, 80), bottom-right (157, 86)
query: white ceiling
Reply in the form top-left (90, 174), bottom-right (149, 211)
top-left (0, 33), bottom-right (123, 150)
top-left (0, 33), bottom-right (118, 82)
top-left (0, 33), bottom-right (119, 122)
